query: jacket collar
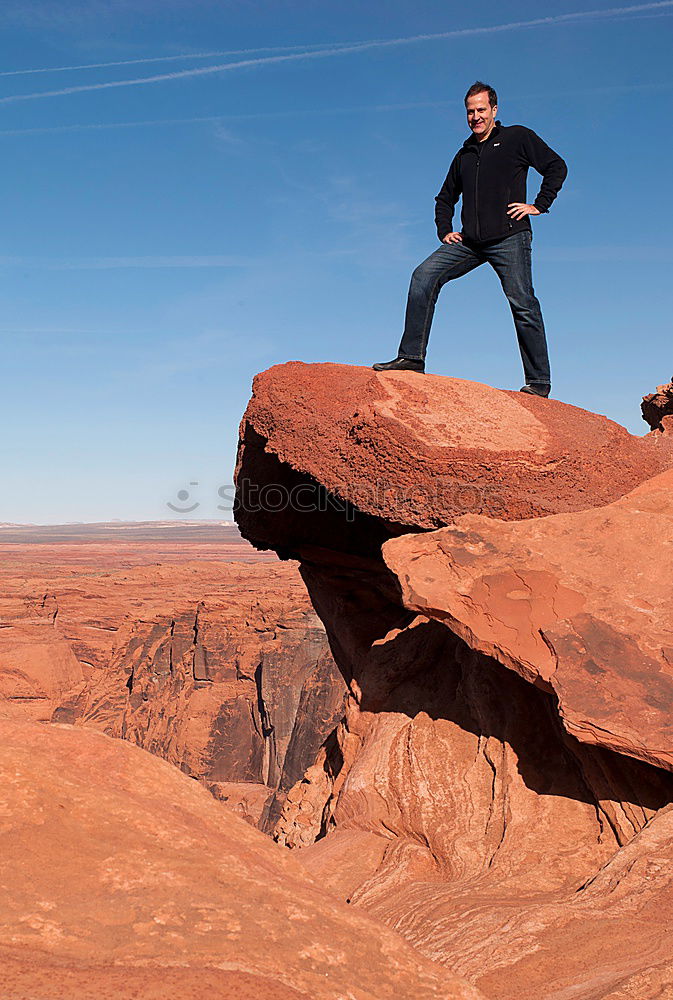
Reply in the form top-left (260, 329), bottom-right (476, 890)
top-left (463, 120), bottom-right (502, 149)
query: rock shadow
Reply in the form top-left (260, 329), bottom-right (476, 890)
top-left (300, 558), bottom-right (673, 820)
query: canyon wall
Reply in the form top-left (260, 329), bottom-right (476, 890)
top-left (0, 537), bottom-right (345, 828)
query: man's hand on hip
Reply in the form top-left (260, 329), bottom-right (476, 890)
top-left (442, 232), bottom-right (463, 244)
top-left (507, 203), bottom-right (541, 221)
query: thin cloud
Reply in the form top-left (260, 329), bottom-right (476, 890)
top-left (0, 102), bottom-right (456, 136)
top-left (538, 245), bottom-right (673, 263)
top-left (0, 255), bottom-right (254, 269)
top-left (0, 82), bottom-right (668, 139)
top-left (0, 2), bottom-right (671, 106)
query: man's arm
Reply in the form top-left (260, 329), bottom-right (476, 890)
top-left (434, 153), bottom-right (462, 240)
top-left (524, 129), bottom-right (568, 213)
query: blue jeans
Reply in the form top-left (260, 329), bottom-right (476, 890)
top-left (397, 231), bottom-right (551, 386)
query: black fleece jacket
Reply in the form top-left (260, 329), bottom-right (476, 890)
top-left (435, 122), bottom-right (567, 243)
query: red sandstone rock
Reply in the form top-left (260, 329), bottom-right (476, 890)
top-left (346, 801), bottom-right (673, 1000)
top-left (382, 466), bottom-right (673, 772)
top-left (0, 718), bottom-right (480, 1000)
top-left (235, 364), bottom-right (673, 999)
top-left (271, 557), bottom-right (673, 998)
top-left (236, 363), bottom-right (673, 551)
top-left (0, 624), bottom-right (84, 722)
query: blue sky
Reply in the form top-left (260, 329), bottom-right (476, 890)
top-left (1, 0), bottom-right (671, 523)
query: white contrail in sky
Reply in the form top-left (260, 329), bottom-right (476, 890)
top-left (0, 2), bottom-right (671, 106)
top-left (0, 43), bottom-right (344, 78)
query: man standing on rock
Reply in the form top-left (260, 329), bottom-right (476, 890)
top-left (373, 81), bottom-right (567, 398)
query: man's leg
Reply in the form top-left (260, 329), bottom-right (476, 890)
top-left (395, 241), bottom-right (483, 361)
top-left (486, 231), bottom-right (551, 389)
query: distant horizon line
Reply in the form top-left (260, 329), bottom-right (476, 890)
top-left (0, 518), bottom-right (237, 528)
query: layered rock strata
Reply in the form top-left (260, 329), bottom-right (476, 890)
top-left (235, 363), bottom-right (673, 998)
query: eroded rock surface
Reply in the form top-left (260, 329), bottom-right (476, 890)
top-left (56, 588), bottom-right (345, 830)
top-left (0, 719), bottom-right (480, 1000)
top-left (235, 365), bottom-right (673, 999)
top-left (0, 528), bottom-right (345, 828)
top-left (383, 466), bottom-right (673, 772)
top-left (0, 622), bottom-right (84, 723)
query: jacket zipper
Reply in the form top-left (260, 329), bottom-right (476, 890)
top-left (475, 146), bottom-right (481, 241)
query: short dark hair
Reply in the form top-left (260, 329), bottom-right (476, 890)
top-left (464, 81), bottom-right (497, 108)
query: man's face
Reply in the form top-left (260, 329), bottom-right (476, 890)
top-left (466, 92), bottom-right (497, 137)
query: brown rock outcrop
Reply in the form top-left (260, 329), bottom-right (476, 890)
top-left (235, 364), bottom-right (673, 999)
top-left (236, 362), bottom-right (672, 553)
top-left (0, 718), bottom-right (481, 1000)
top-left (641, 375), bottom-right (673, 431)
top-left (383, 466), bottom-right (673, 772)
